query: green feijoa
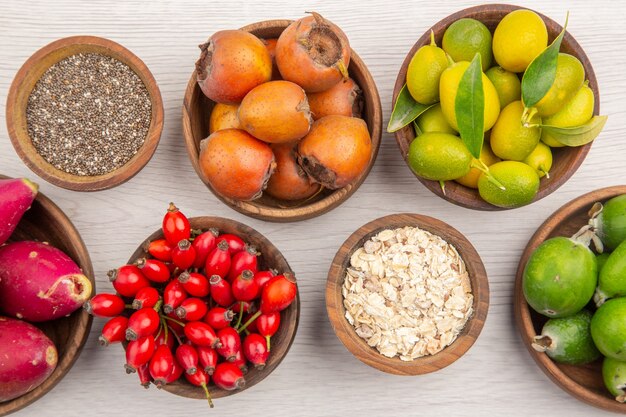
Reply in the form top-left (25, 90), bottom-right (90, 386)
top-left (407, 132), bottom-right (472, 181)
top-left (591, 297), bottom-right (626, 361)
top-left (523, 236), bottom-right (597, 318)
top-left (532, 310), bottom-right (600, 365)
top-left (593, 194), bottom-right (626, 251)
top-left (595, 240), bottom-right (626, 306)
top-left (602, 357), bottom-right (626, 403)
top-left (597, 252), bottom-right (611, 274)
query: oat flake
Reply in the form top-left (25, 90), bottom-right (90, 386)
top-left (342, 226), bottom-right (473, 360)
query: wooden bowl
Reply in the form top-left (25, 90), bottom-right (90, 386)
top-left (182, 20), bottom-right (382, 222)
top-left (0, 175), bottom-right (95, 416)
top-left (6, 36), bottom-right (164, 191)
top-left (392, 4), bottom-right (598, 211)
top-left (514, 185), bottom-right (626, 413)
top-left (326, 213), bottom-right (489, 375)
top-left (126, 216), bottom-right (299, 400)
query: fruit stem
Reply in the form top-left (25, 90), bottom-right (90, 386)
top-left (438, 180), bottom-right (446, 196)
top-left (125, 304), bottom-right (134, 309)
top-left (531, 335), bottom-right (554, 352)
top-left (168, 324), bottom-right (183, 345)
top-left (201, 383), bottom-right (214, 408)
top-left (471, 159), bottom-right (506, 190)
top-left (266, 335), bottom-right (271, 352)
top-left (429, 30), bottom-right (436, 47)
top-left (521, 106), bottom-right (539, 126)
top-left (593, 288), bottom-right (608, 308)
top-left (235, 302), bottom-right (244, 329)
top-left (153, 299), bottom-right (163, 312)
top-left (238, 311), bottom-right (261, 334)
top-left (161, 314), bottom-right (186, 327)
top-left (446, 54), bottom-right (455, 66)
top-left (162, 319), bottom-right (169, 345)
top-left (336, 60), bottom-right (349, 81)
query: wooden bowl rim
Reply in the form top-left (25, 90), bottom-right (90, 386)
top-left (0, 175), bottom-right (95, 416)
top-left (125, 215), bottom-right (300, 400)
top-left (182, 19), bottom-right (383, 222)
top-left (514, 185), bottom-right (626, 413)
top-left (391, 3), bottom-right (597, 211)
top-left (5, 35), bottom-right (164, 192)
top-left (325, 213), bottom-right (489, 375)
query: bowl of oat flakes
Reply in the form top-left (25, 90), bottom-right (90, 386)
top-left (326, 213), bottom-right (489, 375)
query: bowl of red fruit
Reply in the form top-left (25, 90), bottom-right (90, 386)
top-left (84, 203), bottom-right (299, 407)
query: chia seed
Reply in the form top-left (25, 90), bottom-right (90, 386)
top-left (26, 53), bottom-right (152, 176)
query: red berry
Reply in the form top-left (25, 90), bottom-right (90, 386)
top-left (253, 269), bottom-right (277, 289)
top-left (163, 279), bottom-right (188, 314)
top-left (155, 327), bottom-right (175, 350)
top-left (125, 335), bottom-right (155, 373)
top-left (98, 316), bottom-right (128, 346)
top-left (184, 321), bottom-right (221, 348)
top-left (108, 265), bottom-right (150, 297)
top-left (231, 300), bottom-right (256, 314)
top-left (204, 307), bottom-right (234, 330)
top-left (84, 293), bottom-right (125, 317)
top-left (175, 297), bottom-right (208, 321)
top-left (217, 234), bottom-right (245, 254)
top-left (165, 356), bottom-right (184, 384)
top-left (216, 327), bottom-right (241, 362)
top-left (137, 363), bottom-right (152, 388)
top-left (126, 307), bottom-right (160, 341)
top-left (213, 362), bottom-right (245, 390)
top-left (162, 202), bottom-right (190, 245)
top-left (178, 271), bottom-right (210, 297)
top-left (256, 312), bottom-right (280, 352)
top-left (196, 346), bottom-right (218, 375)
top-left (231, 270), bottom-right (259, 301)
top-left (149, 344), bottom-right (175, 388)
top-left (176, 344), bottom-right (199, 375)
top-left (243, 333), bottom-right (269, 369)
top-left (165, 311), bottom-right (185, 337)
top-left (227, 245), bottom-right (259, 282)
top-left (232, 349), bottom-right (248, 373)
top-left (242, 313), bottom-right (258, 333)
top-left (146, 238), bottom-right (173, 262)
top-left (209, 275), bottom-right (234, 307)
top-left (132, 286), bottom-right (160, 310)
top-left (172, 239), bottom-right (196, 270)
top-left (192, 229), bottom-right (219, 268)
top-left (185, 369), bottom-right (214, 408)
top-left (205, 240), bottom-right (231, 278)
top-left (136, 258), bottom-right (170, 283)
top-left (261, 273), bottom-right (297, 314)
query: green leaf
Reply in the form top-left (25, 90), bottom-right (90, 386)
top-left (521, 13), bottom-right (569, 108)
top-left (412, 120), bottom-right (423, 136)
top-left (541, 115), bottom-right (608, 146)
top-left (455, 53), bottom-right (484, 159)
top-left (387, 84), bottom-right (433, 133)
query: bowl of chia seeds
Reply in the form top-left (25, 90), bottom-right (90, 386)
top-left (6, 36), bottom-right (164, 191)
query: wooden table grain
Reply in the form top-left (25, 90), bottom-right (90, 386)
top-left (1, 0), bottom-right (624, 415)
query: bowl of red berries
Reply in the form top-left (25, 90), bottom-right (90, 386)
top-left (84, 203), bottom-right (299, 407)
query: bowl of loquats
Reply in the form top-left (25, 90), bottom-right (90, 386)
top-left (182, 14), bottom-right (382, 222)
top-left (325, 213), bottom-right (489, 375)
top-left (391, 4), bottom-right (605, 210)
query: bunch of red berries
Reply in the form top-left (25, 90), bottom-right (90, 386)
top-left (84, 203), bottom-right (297, 408)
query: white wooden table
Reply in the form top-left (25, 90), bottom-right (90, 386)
top-left (1, 0), bottom-right (625, 415)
